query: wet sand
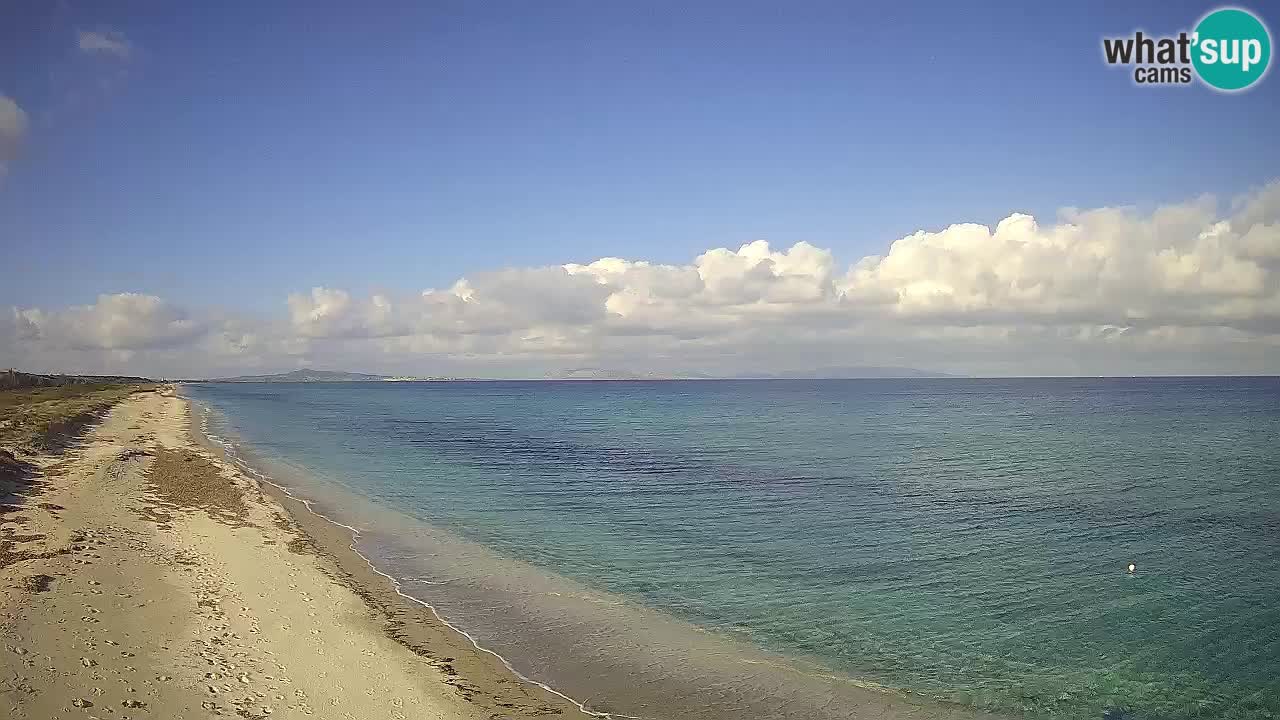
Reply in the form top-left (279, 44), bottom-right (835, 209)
top-left (2, 386), bottom-right (1004, 720)
top-left (0, 386), bottom-right (589, 719)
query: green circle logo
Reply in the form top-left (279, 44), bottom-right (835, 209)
top-left (1192, 8), bottom-right (1272, 91)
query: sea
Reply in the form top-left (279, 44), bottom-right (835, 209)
top-left (182, 378), bottom-right (1280, 720)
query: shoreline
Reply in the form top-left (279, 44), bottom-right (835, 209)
top-left (2, 385), bottom-right (1006, 720)
top-left (0, 386), bottom-right (592, 719)
top-left (183, 389), bottom-right (1004, 720)
top-left (254, 484), bottom-right (616, 717)
top-left (190, 419), bottom-right (613, 719)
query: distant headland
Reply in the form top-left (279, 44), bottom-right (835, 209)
top-left (195, 366), bottom-right (958, 383)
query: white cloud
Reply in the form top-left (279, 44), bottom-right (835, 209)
top-left (78, 29), bottom-right (132, 59)
top-left (1, 297), bottom-right (312, 379)
top-left (5, 183), bottom-right (1280, 377)
top-left (0, 94), bottom-right (28, 180)
top-left (13, 294), bottom-right (205, 351)
top-left (287, 288), bottom-right (411, 339)
top-left (281, 182), bottom-right (1279, 373)
top-left (837, 194), bottom-right (1279, 330)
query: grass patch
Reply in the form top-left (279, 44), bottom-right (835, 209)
top-left (0, 383), bottom-right (158, 453)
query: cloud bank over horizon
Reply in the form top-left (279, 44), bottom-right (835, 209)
top-left (5, 183), bottom-right (1279, 378)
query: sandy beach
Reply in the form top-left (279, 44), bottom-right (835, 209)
top-left (0, 386), bottom-right (591, 719)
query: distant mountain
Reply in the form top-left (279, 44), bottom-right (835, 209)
top-left (203, 368), bottom-right (394, 383)
top-left (741, 366), bottom-right (957, 379)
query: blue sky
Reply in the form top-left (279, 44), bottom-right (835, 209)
top-left (3, 0), bottom-right (1277, 312)
top-left (2, 1), bottom-right (1278, 377)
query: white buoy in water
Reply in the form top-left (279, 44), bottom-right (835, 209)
top-left (1127, 563), bottom-right (1136, 574)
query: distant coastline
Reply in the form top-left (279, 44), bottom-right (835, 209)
top-left (196, 366), bottom-right (960, 383)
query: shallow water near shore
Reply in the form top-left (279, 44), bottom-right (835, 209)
top-left (184, 378), bottom-right (1280, 720)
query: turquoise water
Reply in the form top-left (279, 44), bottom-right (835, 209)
top-left (185, 378), bottom-right (1280, 720)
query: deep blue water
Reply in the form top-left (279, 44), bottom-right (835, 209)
top-left (185, 378), bottom-right (1280, 720)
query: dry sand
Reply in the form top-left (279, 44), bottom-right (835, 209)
top-left (0, 387), bottom-right (591, 719)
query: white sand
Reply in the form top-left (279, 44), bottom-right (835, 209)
top-left (1, 388), bottom-right (581, 719)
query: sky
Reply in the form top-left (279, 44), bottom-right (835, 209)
top-left (1, 0), bottom-right (1278, 377)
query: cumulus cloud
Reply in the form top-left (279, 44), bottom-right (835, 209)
top-left (0, 94), bottom-right (28, 179)
top-left (276, 182), bottom-right (1280, 374)
top-left (838, 197), bottom-right (1279, 332)
top-left (77, 29), bottom-right (132, 59)
top-left (6, 183), bottom-right (1280, 377)
top-left (307, 185), bottom-right (1275, 331)
top-left (13, 294), bottom-right (205, 351)
top-left (2, 295), bottom-right (310, 378)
